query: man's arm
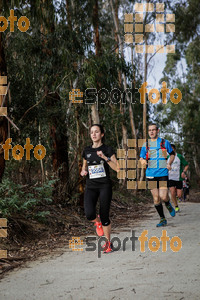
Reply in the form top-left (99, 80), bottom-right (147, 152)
top-left (181, 164), bottom-right (189, 179)
top-left (139, 157), bottom-right (147, 167)
top-left (139, 144), bottom-right (147, 167)
top-left (167, 154), bottom-right (175, 170)
top-left (181, 155), bottom-right (189, 178)
top-left (183, 165), bottom-right (189, 173)
top-left (166, 140), bottom-right (175, 170)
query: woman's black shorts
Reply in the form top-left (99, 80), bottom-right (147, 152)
top-left (84, 185), bottom-right (112, 226)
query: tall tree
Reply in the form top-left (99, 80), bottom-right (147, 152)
top-left (0, 0), bottom-right (8, 182)
top-left (91, 0), bottom-right (100, 124)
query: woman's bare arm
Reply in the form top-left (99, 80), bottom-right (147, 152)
top-left (96, 150), bottom-right (119, 173)
top-left (80, 159), bottom-right (88, 176)
top-left (108, 154), bottom-right (120, 172)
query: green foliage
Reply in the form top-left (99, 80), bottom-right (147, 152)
top-left (154, 0), bottom-right (200, 181)
top-left (34, 211), bottom-right (50, 224)
top-left (0, 178), bottom-right (35, 216)
top-left (0, 0), bottom-right (199, 218)
top-left (33, 179), bottom-right (56, 204)
top-left (0, 178), bottom-right (55, 217)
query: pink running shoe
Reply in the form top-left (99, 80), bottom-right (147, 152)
top-left (94, 221), bottom-right (104, 236)
top-left (103, 241), bottom-right (113, 254)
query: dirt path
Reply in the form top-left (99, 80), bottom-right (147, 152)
top-left (0, 201), bottom-right (199, 300)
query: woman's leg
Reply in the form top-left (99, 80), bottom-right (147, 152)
top-left (84, 188), bottom-right (99, 223)
top-left (99, 186), bottom-right (112, 241)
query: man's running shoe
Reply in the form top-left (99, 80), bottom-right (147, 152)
top-left (94, 221), bottom-right (104, 236)
top-left (166, 202), bottom-right (176, 217)
top-left (175, 207), bottom-right (180, 212)
top-left (103, 241), bottom-right (113, 254)
top-left (156, 218), bottom-right (167, 227)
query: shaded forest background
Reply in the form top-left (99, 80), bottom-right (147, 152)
top-left (0, 0), bottom-right (199, 223)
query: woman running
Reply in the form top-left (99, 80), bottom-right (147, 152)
top-left (80, 124), bottom-right (119, 253)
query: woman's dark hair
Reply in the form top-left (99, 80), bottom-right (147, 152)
top-left (171, 144), bottom-right (176, 149)
top-left (90, 124), bottom-right (105, 143)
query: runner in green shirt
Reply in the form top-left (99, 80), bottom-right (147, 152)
top-left (167, 144), bottom-right (189, 212)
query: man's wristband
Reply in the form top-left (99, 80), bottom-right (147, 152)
top-left (106, 157), bottom-right (111, 163)
top-left (183, 171), bottom-right (187, 174)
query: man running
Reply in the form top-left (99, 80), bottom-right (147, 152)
top-left (140, 123), bottom-right (176, 227)
top-left (167, 144), bottom-right (189, 211)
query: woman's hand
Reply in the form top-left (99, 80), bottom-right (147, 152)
top-left (81, 158), bottom-right (88, 176)
top-left (96, 151), bottom-right (106, 160)
top-left (80, 169), bottom-right (88, 176)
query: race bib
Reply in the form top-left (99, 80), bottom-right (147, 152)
top-left (88, 164), bottom-right (106, 179)
top-left (171, 166), bottom-right (178, 171)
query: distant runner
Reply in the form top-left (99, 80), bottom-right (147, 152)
top-left (140, 123), bottom-right (176, 227)
top-left (81, 124), bottom-right (119, 253)
top-left (168, 144), bottom-right (189, 211)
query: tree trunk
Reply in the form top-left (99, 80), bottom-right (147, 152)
top-left (0, 28), bottom-right (8, 183)
top-left (91, 105), bottom-right (100, 124)
top-left (39, 123), bottom-right (45, 184)
top-left (143, 34), bottom-right (148, 140)
top-left (66, 0), bottom-right (84, 206)
top-left (75, 106), bottom-right (84, 208)
top-left (38, 5), bottom-right (70, 202)
top-left (46, 92), bottom-right (69, 203)
top-left (110, 0), bottom-right (137, 139)
top-left (140, 10), bottom-right (148, 184)
top-left (111, 0), bottom-right (138, 189)
top-left (193, 145), bottom-right (200, 180)
top-left (114, 0), bottom-right (123, 151)
top-left (91, 0), bottom-right (100, 124)
top-left (114, 0), bottom-right (119, 56)
top-left (66, 0), bottom-right (72, 32)
top-left (93, 0), bottom-right (101, 56)
top-left (121, 116), bottom-right (127, 188)
top-left (115, 122), bottom-right (120, 149)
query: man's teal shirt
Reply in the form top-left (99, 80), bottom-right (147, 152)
top-left (140, 137), bottom-right (173, 178)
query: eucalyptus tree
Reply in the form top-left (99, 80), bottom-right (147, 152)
top-left (155, 0), bottom-right (200, 182)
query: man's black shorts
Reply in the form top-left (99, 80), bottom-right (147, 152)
top-left (168, 180), bottom-right (183, 189)
top-left (147, 176), bottom-right (168, 189)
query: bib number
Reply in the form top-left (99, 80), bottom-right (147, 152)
top-left (88, 164), bottom-right (106, 179)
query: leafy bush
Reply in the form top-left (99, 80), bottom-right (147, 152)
top-left (0, 178), bottom-right (56, 217)
top-left (34, 211), bottom-right (50, 224)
